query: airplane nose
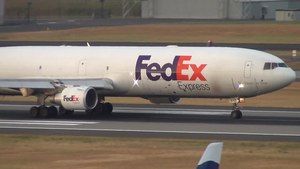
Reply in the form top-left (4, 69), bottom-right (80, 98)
top-left (284, 68), bottom-right (296, 85)
top-left (289, 69), bottom-right (296, 82)
top-left (272, 68), bottom-right (296, 91)
top-left (256, 68), bottom-right (296, 95)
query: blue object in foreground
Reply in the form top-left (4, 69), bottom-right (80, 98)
top-left (196, 142), bottom-right (223, 169)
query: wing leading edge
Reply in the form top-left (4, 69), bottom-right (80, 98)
top-left (0, 78), bottom-right (114, 90)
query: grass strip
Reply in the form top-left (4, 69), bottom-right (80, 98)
top-left (1, 22), bottom-right (300, 44)
top-left (0, 134), bottom-right (300, 169)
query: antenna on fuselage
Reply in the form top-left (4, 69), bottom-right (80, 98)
top-left (87, 42), bottom-right (91, 47)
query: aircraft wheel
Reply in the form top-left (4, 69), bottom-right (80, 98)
top-left (59, 106), bottom-right (74, 117)
top-left (85, 109), bottom-right (94, 116)
top-left (39, 106), bottom-right (49, 118)
top-left (95, 103), bottom-right (104, 113)
top-left (48, 106), bottom-right (58, 118)
top-left (231, 110), bottom-right (242, 119)
top-left (40, 106), bottom-right (49, 118)
top-left (30, 106), bottom-right (40, 118)
top-left (103, 102), bottom-right (113, 114)
top-left (102, 103), bottom-right (113, 115)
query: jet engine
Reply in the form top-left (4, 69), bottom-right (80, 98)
top-left (147, 97), bottom-right (180, 104)
top-left (51, 86), bottom-right (98, 110)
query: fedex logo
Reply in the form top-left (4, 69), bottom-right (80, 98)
top-left (135, 55), bottom-right (207, 81)
top-left (63, 95), bottom-right (79, 102)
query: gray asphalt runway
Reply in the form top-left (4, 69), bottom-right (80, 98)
top-left (0, 104), bottom-right (299, 141)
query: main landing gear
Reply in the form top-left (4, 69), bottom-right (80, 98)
top-left (86, 102), bottom-right (113, 117)
top-left (29, 102), bottom-right (113, 118)
top-left (229, 98), bottom-right (244, 119)
top-left (30, 106), bottom-right (73, 118)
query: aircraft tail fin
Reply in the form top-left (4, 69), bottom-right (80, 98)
top-left (196, 142), bottom-right (223, 169)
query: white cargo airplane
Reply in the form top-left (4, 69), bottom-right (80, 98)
top-left (196, 142), bottom-right (223, 169)
top-left (0, 46), bottom-right (296, 119)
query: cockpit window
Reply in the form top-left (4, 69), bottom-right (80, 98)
top-left (272, 62), bottom-right (278, 69)
top-left (263, 62), bottom-right (271, 70)
top-left (278, 63), bottom-right (288, 67)
top-left (264, 62), bottom-right (288, 70)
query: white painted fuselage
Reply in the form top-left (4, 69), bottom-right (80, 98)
top-left (0, 46), bottom-right (296, 99)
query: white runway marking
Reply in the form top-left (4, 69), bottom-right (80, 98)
top-left (114, 107), bottom-right (300, 115)
top-left (0, 126), bottom-right (299, 138)
top-left (114, 107), bottom-right (228, 115)
top-left (0, 120), bottom-right (98, 126)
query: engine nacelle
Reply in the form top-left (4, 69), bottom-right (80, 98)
top-left (52, 86), bottom-right (98, 110)
top-left (147, 97), bottom-right (180, 104)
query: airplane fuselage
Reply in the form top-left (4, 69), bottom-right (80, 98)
top-left (0, 46), bottom-right (295, 99)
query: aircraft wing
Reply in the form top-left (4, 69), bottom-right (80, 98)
top-left (60, 79), bottom-right (114, 90)
top-left (0, 79), bottom-right (114, 90)
top-left (0, 79), bottom-right (55, 89)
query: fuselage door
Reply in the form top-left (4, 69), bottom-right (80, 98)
top-left (244, 61), bottom-right (252, 78)
top-left (232, 60), bottom-right (258, 97)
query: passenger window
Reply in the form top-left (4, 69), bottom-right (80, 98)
top-left (263, 62), bottom-right (271, 70)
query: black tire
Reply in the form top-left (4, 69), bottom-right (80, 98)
top-left (95, 103), bottom-right (104, 113)
top-left (39, 106), bottom-right (49, 118)
top-left (59, 106), bottom-right (74, 117)
top-left (85, 109), bottom-right (94, 116)
top-left (103, 102), bottom-right (113, 114)
top-left (30, 106), bottom-right (40, 118)
top-left (48, 106), bottom-right (58, 118)
top-left (231, 110), bottom-right (242, 119)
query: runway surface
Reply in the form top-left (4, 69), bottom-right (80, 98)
top-left (0, 104), bottom-right (299, 141)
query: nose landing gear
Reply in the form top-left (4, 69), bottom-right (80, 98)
top-left (231, 104), bottom-right (242, 119)
top-left (229, 98), bottom-right (244, 119)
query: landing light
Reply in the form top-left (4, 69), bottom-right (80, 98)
top-left (238, 83), bottom-right (244, 89)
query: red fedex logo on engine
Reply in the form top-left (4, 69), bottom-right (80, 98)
top-left (63, 95), bottom-right (79, 102)
top-left (135, 55), bottom-right (207, 81)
